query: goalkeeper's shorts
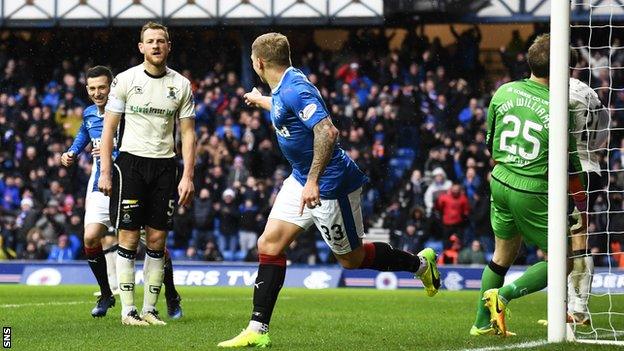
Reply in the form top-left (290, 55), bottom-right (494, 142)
top-left (490, 176), bottom-right (548, 251)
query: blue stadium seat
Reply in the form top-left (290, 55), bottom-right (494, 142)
top-left (424, 239), bottom-right (444, 254)
top-left (235, 250), bottom-right (246, 261)
top-left (396, 148), bottom-right (415, 160)
top-left (316, 240), bottom-right (330, 264)
top-left (222, 250), bottom-right (234, 261)
top-left (170, 249), bottom-right (186, 260)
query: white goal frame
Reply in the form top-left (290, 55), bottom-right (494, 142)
top-left (549, 0), bottom-right (624, 346)
top-left (548, 0), bottom-right (570, 344)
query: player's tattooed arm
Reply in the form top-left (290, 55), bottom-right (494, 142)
top-left (308, 117), bottom-right (339, 183)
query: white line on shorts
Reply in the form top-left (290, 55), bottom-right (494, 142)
top-left (455, 340), bottom-right (549, 351)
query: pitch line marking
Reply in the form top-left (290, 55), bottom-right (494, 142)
top-left (456, 340), bottom-right (549, 351)
top-left (0, 296), bottom-right (293, 309)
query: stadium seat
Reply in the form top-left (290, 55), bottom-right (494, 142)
top-left (222, 250), bottom-right (234, 261)
top-left (396, 148), bottom-right (415, 160)
top-left (424, 239), bottom-right (444, 254)
top-left (170, 249), bottom-right (186, 260)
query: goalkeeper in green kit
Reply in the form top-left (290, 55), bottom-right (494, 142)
top-left (469, 34), bottom-right (588, 337)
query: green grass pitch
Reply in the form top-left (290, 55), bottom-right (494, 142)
top-left (0, 285), bottom-right (622, 350)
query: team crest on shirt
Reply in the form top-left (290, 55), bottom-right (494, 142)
top-left (166, 86), bottom-right (178, 100)
top-left (300, 103), bottom-right (317, 121)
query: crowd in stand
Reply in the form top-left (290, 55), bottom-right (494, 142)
top-left (0, 26), bottom-right (623, 267)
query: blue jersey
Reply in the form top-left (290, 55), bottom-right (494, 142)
top-left (271, 67), bottom-right (367, 199)
top-left (68, 104), bottom-right (119, 192)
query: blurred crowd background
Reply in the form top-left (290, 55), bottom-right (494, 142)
top-left (0, 25), bottom-right (623, 267)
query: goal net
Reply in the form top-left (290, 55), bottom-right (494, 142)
top-left (565, 0), bottom-right (624, 345)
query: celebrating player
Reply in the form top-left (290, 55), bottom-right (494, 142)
top-left (469, 34), bottom-right (588, 336)
top-left (61, 66), bottom-right (118, 317)
top-left (98, 22), bottom-right (196, 326)
top-left (567, 77), bottom-right (608, 325)
top-left (218, 32), bottom-right (440, 348)
top-left (62, 65), bottom-right (184, 320)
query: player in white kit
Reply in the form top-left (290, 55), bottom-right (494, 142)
top-left (567, 77), bottom-right (609, 325)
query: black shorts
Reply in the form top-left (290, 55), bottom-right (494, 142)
top-left (110, 152), bottom-right (177, 231)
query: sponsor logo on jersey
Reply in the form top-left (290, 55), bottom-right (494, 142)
top-left (129, 105), bottom-right (176, 117)
top-left (274, 124), bottom-right (290, 138)
top-left (133, 86), bottom-right (143, 94)
top-left (300, 103), bottom-right (317, 121)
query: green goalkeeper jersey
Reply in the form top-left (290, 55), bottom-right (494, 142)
top-left (487, 79), bottom-right (582, 193)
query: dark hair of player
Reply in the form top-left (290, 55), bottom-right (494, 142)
top-left (251, 32), bottom-right (292, 69)
top-left (527, 34), bottom-right (550, 78)
top-left (86, 65), bottom-right (113, 85)
top-left (140, 21), bottom-right (169, 42)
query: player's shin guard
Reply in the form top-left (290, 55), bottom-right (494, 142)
top-left (499, 261), bottom-right (548, 303)
top-left (163, 249), bottom-right (178, 300)
top-left (85, 245), bottom-right (113, 297)
top-left (474, 261), bottom-right (508, 329)
top-left (142, 248), bottom-right (165, 314)
top-left (358, 242), bottom-right (423, 272)
top-left (104, 244), bottom-right (118, 291)
top-left (249, 253), bottom-right (287, 334)
top-left (117, 246), bottom-right (137, 316)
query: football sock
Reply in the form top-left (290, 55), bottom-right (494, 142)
top-left (103, 244), bottom-right (118, 291)
top-left (474, 261), bottom-right (508, 329)
top-left (499, 261), bottom-right (548, 304)
top-left (163, 249), bottom-right (179, 300)
top-left (116, 246), bottom-right (137, 316)
top-left (142, 248), bottom-right (165, 314)
top-left (249, 253), bottom-right (286, 333)
top-left (568, 252), bottom-right (594, 315)
top-left (85, 245), bottom-right (113, 297)
top-left (359, 242), bottom-right (424, 273)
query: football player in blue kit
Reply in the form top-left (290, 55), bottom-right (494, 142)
top-left (218, 33), bottom-right (441, 348)
top-left (61, 66), bottom-right (182, 319)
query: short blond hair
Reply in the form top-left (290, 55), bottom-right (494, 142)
top-left (252, 33), bottom-right (291, 68)
top-left (140, 21), bottom-right (169, 42)
top-left (527, 34), bottom-right (549, 78)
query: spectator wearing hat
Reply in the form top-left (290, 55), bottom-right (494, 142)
top-left (15, 197), bottom-right (39, 252)
top-left (424, 167), bottom-right (452, 216)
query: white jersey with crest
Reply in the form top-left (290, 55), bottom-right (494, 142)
top-left (569, 78), bottom-right (609, 173)
top-left (105, 64), bottom-right (195, 158)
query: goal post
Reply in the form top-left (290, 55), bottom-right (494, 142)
top-left (548, 0), bottom-right (571, 343)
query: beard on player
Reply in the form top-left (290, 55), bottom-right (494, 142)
top-left (144, 47), bottom-right (168, 68)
